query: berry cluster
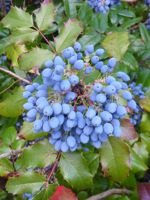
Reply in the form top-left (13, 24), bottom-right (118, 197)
top-left (129, 82), bottom-right (146, 99)
top-left (145, 13), bottom-right (150, 30)
top-left (87, 0), bottom-right (120, 14)
top-left (23, 42), bottom-right (145, 152)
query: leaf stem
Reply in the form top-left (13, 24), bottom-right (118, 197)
top-left (34, 27), bottom-right (56, 54)
top-left (87, 188), bottom-right (132, 200)
top-left (45, 152), bottom-right (61, 187)
top-left (0, 67), bottom-right (31, 84)
top-left (0, 80), bottom-right (19, 95)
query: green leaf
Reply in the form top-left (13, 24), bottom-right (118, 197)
top-left (32, 184), bottom-right (58, 200)
top-left (19, 122), bottom-right (48, 140)
top-left (123, 17), bottom-right (142, 29)
top-left (35, 3), bottom-right (55, 31)
top-left (78, 2), bottom-right (93, 25)
top-left (133, 141), bottom-right (149, 163)
top-left (130, 148), bottom-right (148, 173)
top-left (79, 32), bottom-right (101, 50)
top-left (102, 32), bottom-right (129, 60)
top-left (100, 137), bottom-right (130, 182)
top-left (6, 44), bottom-right (27, 67)
top-left (141, 133), bottom-right (150, 152)
top-left (118, 10), bottom-right (135, 18)
top-left (18, 47), bottom-right (54, 71)
top-left (79, 69), bottom-right (101, 84)
top-left (91, 13), bottom-right (108, 33)
top-left (83, 152), bottom-right (99, 176)
top-left (0, 158), bottom-right (14, 176)
top-left (1, 127), bottom-right (16, 145)
top-left (140, 113), bottom-right (150, 132)
top-left (122, 52), bottom-right (138, 71)
top-left (63, 0), bottom-right (77, 18)
top-left (55, 19), bottom-right (83, 53)
top-left (60, 152), bottom-right (93, 190)
top-left (10, 28), bottom-right (39, 43)
top-left (139, 23), bottom-right (150, 43)
top-left (1, 7), bottom-right (33, 29)
top-left (0, 87), bottom-right (25, 118)
top-left (6, 172), bottom-right (45, 195)
top-left (15, 140), bottom-right (56, 170)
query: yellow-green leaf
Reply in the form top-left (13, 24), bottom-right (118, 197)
top-left (102, 32), bottom-right (129, 60)
top-left (18, 47), bottom-right (54, 71)
top-left (55, 19), bottom-right (83, 53)
top-left (2, 7), bottom-right (33, 29)
top-left (0, 87), bottom-right (25, 118)
top-left (35, 3), bottom-right (55, 31)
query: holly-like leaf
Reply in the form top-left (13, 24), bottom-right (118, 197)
top-left (130, 148), bottom-right (148, 173)
top-left (55, 19), bottom-right (83, 53)
top-left (63, 0), bottom-right (77, 18)
top-left (35, 3), bottom-right (55, 31)
top-left (6, 172), bottom-right (45, 195)
top-left (121, 119), bottom-right (138, 141)
top-left (0, 87), bottom-right (25, 118)
top-left (33, 184), bottom-right (58, 200)
top-left (19, 122), bottom-right (48, 140)
top-left (122, 52), bottom-right (138, 71)
top-left (60, 152), bottom-right (93, 190)
top-left (10, 28), bottom-right (39, 43)
top-left (6, 44), bottom-right (27, 67)
top-left (1, 7), bottom-right (33, 29)
top-left (133, 141), bottom-right (149, 163)
top-left (141, 133), bottom-right (150, 152)
top-left (49, 186), bottom-right (77, 200)
top-left (1, 127), bottom-right (16, 146)
top-left (79, 32), bottom-right (102, 50)
top-left (83, 152), bottom-right (100, 176)
top-left (102, 32), bottom-right (129, 60)
top-left (137, 183), bottom-right (150, 200)
top-left (100, 137), bottom-right (130, 182)
top-left (0, 158), bottom-right (14, 176)
top-left (18, 47), bottom-right (54, 71)
top-left (15, 140), bottom-right (56, 170)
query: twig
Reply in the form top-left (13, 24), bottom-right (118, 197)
top-left (45, 152), bottom-right (61, 187)
top-left (87, 188), bottom-right (132, 200)
top-left (0, 67), bottom-right (31, 84)
top-left (0, 80), bottom-right (19, 95)
top-left (34, 27), bottom-right (56, 53)
top-left (0, 149), bottom-right (22, 159)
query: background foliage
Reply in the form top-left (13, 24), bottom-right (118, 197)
top-left (0, 0), bottom-right (150, 199)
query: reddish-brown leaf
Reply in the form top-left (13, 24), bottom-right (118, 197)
top-left (121, 119), bottom-right (138, 141)
top-left (137, 183), bottom-right (150, 200)
top-left (49, 186), bottom-right (78, 200)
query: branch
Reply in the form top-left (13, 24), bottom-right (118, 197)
top-left (45, 152), bottom-right (61, 187)
top-left (34, 27), bottom-right (56, 54)
top-left (0, 67), bottom-right (31, 84)
top-left (0, 149), bottom-right (22, 159)
top-left (0, 0), bottom-right (6, 16)
top-left (87, 188), bottom-right (132, 200)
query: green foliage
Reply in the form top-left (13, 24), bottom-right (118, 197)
top-left (0, 87), bottom-right (25, 118)
top-left (18, 47), bottom-right (54, 71)
top-left (55, 19), bottom-right (83, 53)
top-left (60, 152), bottom-right (93, 190)
top-left (0, 1), bottom-right (150, 199)
top-left (102, 32), bottom-right (130, 60)
top-left (100, 137), bottom-right (130, 182)
top-left (15, 140), bottom-right (56, 170)
top-left (6, 172), bottom-right (45, 194)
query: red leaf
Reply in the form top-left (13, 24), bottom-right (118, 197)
top-left (121, 119), bottom-right (138, 141)
top-left (137, 183), bottom-right (150, 200)
top-left (49, 186), bottom-right (78, 200)
top-left (43, 0), bottom-right (51, 4)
